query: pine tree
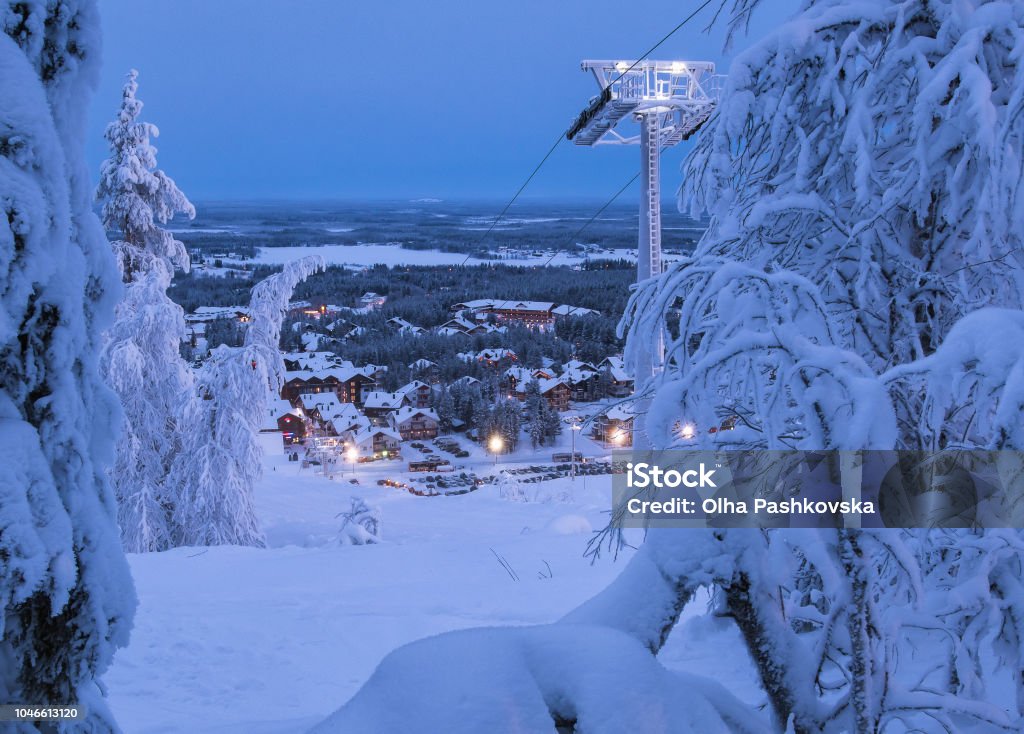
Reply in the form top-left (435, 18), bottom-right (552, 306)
top-left (1, 2), bottom-right (135, 725)
top-left (436, 386), bottom-right (455, 434)
top-left (96, 69), bottom-right (196, 552)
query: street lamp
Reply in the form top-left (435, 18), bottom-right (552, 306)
top-left (346, 446), bottom-right (358, 476)
top-left (488, 434), bottom-right (503, 466)
top-left (570, 419), bottom-right (582, 482)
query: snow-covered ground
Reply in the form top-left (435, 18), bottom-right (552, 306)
top-left (105, 431), bottom-right (762, 733)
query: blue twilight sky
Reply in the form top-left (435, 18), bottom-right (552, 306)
top-left (85, 1), bottom-right (791, 201)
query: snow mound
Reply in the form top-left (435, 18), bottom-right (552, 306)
top-left (309, 624), bottom-right (751, 734)
top-left (546, 514), bottom-right (593, 535)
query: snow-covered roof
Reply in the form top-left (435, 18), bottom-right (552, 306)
top-left (564, 359), bottom-right (598, 373)
top-left (504, 366), bottom-right (535, 383)
top-left (363, 391), bottom-right (405, 411)
top-left (348, 424), bottom-right (401, 448)
top-left (606, 405), bottom-right (635, 423)
top-left (538, 377), bottom-right (568, 395)
top-left (332, 412), bottom-right (370, 436)
top-left (282, 351), bottom-right (352, 371)
top-left (262, 399), bottom-right (301, 431)
top-left (396, 380), bottom-right (430, 398)
top-left (409, 358), bottom-right (437, 370)
top-left (561, 365), bottom-right (599, 385)
top-left (551, 304), bottom-right (600, 317)
top-left (297, 393), bottom-right (344, 415)
top-left (392, 407), bottom-right (439, 425)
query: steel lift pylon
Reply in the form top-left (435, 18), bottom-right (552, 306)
top-left (567, 59), bottom-right (722, 447)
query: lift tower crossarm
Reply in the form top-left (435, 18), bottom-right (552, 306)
top-left (566, 59), bottom-right (721, 146)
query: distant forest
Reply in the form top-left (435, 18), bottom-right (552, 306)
top-left (170, 261), bottom-right (639, 382)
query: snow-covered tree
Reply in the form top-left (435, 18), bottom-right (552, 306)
top-left (171, 257), bottom-right (323, 547)
top-left (1, 1), bottom-right (135, 725)
top-left (96, 69), bottom-right (195, 280)
top-left (606, 0), bottom-right (1024, 730)
top-left (96, 69), bottom-right (196, 552)
top-left (435, 385), bottom-right (455, 433)
top-left (100, 260), bottom-right (192, 551)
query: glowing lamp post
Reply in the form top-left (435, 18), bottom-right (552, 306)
top-left (489, 434), bottom-right (504, 466)
top-left (569, 418), bottom-right (582, 482)
top-left (346, 446), bottom-right (358, 476)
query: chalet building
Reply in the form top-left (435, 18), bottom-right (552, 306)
top-left (396, 380), bottom-right (432, 409)
top-left (451, 300), bottom-right (555, 330)
top-left (408, 358), bottom-right (439, 383)
top-left (280, 368), bottom-right (378, 405)
top-left (600, 356), bottom-right (635, 398)
top-left (391, 407), bottom-right (440, 441)
top-left (344, 425), bottom-right (401, 458)
top-left (362, 391), bottom-right (406, 420)
top-left (563, 359), bottom-right (599, 374)
top-left (339, 372), bottom-right (377, 405)
top-left (359, 292), bottom-right (387, 309)
top-left (437, 316), bottom-right (492, 336)
top-left (282, 351), bottom-right (345, 372)
top-left (282, 372), bottom-right (342, 403)
top-left (386, 316), bottom-right (425, 335)
top-left (539, 378), bottom-right (571, 412)
top-left (595, 405), bottom-right (634, 447)
top-left (326, 319), bottom-right (359, 339)
top-left (296, 393), bottom-right (345, 425)
top-left (552, 304), bottom-right (600, 319)
top-left (472, 348), bottom-right (518, 367)
top-left (503, 367), bottom-right (554, 398)
top-left (264, 399), bottom-right (305, 444)
top-left (450, 300), bottom-right (597, 330)
top-left (327, 404), bottom-right (366, 436)
top-left (563, 368), bottom-right (602, 402)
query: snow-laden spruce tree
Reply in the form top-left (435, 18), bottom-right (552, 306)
top-left (96, 69), bottom-right (196, 552)
top-left (1, 1), bottom-right (135, 727)
top-left (96, 69), bottom-right (195, 279)
top-left (171, 257), bottom-right (324, 547)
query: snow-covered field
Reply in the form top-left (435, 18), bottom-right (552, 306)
top-left (234, 242), bottom-right (687, 270)
top-left (105, 441), bottom-right (761, 733)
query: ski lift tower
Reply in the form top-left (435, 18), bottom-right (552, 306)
top-left (567, 59), bottom-right (721, 446)
top-left (567, 59), bottom-right (721, 282)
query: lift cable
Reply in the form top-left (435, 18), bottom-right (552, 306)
top-left (607, 0), bottom-right (715, 86)
top-left (460, 0), bottom-right (716, 266)
top-left (460, 131), bottom-right (565, 266)
top-left (542, 171), bottom-right (641, 268)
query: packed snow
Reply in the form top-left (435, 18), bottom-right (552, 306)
top-left (104, 441), bottom-right (764, 733)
